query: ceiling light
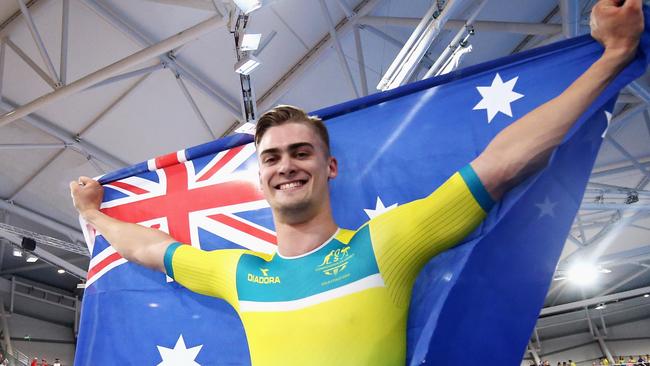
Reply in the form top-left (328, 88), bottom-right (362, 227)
top-left (567, 262), bottom-right (599, 286)
top-left (598, 268), bottom-right (612, 274)
top-left (644, 294), bottom-right (649, 298)
top-left (25, 254), bottom-right (38, 263)
top-left (235, 54), bottom-right (261, 75)
top-left (12, 248), bottom-right (23, 257)
top-left (240, 33), bottom-right (262, 51)
top-left (57, 269), bottom-right (65, 274)
top-left (595, 303), bottom-right (606, 310)
top-left (232, 0), bottom-right (262, 14)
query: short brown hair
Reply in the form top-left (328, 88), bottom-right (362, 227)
top-left (255, 105), bottom-right (330, 155)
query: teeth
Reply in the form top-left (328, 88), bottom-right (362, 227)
top-left (279, 181), bottom-right (303, 190)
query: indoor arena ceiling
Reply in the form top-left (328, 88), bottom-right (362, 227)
top-left (0, 0), bottom-right (648, 336)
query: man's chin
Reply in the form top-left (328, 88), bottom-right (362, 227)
top-left (273, 200), bottom-right (314, 218)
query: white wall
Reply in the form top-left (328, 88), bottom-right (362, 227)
top-left (6, 313), bottom-right (75, 366)
top-left (521, 319), bottom-right (650, 366)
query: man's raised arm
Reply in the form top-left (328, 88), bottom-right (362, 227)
top-left (471, 0), bottom-right (644, 201)
top-left (69, 176), bottom-right (174, 272)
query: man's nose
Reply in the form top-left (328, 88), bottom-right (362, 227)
top-left (277, 156), bottom-right (296, 176)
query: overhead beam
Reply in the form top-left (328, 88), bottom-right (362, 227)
top-left (423, 0), bottom-right (488, 79)
top-left (0, 200), bottom-right (84, 244)
top-left (0, 143), bottom-right (66, 150)
top-left (626, 81), bottom-right (650, 104)
top-left (360, 24), bottom-right (435, 68)
top-left (60, 0), bottom-right (69, 85)
top-left (81, 0), bottom-right (241, 118)
top-left (540, 285), bottom-right (650, 316)
top-left (317, 0), bottom-right (359, 98)
top-left (0, 14), bottom-right (228, 127)
top-left (358, 16), bottom-right (562, 35)
top-left (604, 135), bottom-right (650, 182)
top-left (353, 24), bottom-right (368, 96)
top-left (378, 0), bottom-right (471, 90)
top-left (17, 0), bottom-right (60, 85)
top-left (0, 256), bottom-right (86, 276)
top-left (595, 244), bottom-right (650, 267)
top-left (0, 229), bottom-right (86, 278)
top-left (559, 0), bottom-right (581, 38)
top-left (257, 0), bottom-right (382, 111)
top-left (596, 266), bottom-right (650, 296)
top-left (174, 72), bottom-right (217, 139)
top-left (579, 203), bottom-right (650, 211)
top-left (4, 38), bottom-right (57, 89)
top-left (0, 97), bottom-right (128, 169)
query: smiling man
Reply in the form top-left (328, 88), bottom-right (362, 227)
top-left (70, 1), bottom-right (643, 364)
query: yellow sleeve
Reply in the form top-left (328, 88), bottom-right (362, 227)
top-left (164, 243), bottom-right (247, 308)
top-left (368, 165), bottom-right (493, 306)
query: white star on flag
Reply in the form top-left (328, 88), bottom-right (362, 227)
top-left (157, 335), bottom-right (203, 366)
top-left (473, 73), bottom-right (524, 123)
top-left (535, 196), bottom-right (558, 219)
top-left (601, 110), bottom-right (613, 138)
top-left (364, 197), bottom-right (398, 219)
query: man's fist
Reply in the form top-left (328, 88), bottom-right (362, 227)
top-left (69, 176), bottom-right (104, 216)
top-left (591, 0), bottom-right (644, 60)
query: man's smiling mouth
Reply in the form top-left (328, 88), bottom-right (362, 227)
top-left (275, 180), bottom-right (308, 190)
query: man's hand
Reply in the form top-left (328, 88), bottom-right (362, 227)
top-left (591, 0), bottom-right (644, 62)
top-left (68, 175), bottom-right (172, 273)
top-left (69, 176), bottom-right (103, 217)
top-left (472, 0), bottom-right (645, 201)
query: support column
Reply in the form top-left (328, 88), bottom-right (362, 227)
top-left (593, 324), bottom-right (614, 365)
top-left (0, 295), bottom-right (13, 359)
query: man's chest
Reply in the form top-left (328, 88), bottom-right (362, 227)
top-left (235, 226), bottom-right (384, 307)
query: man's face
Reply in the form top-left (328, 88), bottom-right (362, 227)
top-left (257, 122), bottom-right (337, 221)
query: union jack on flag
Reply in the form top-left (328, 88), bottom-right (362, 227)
top-left (81, 140), bottom-right (276, 287)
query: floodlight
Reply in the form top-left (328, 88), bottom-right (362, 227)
top-left (644, 294), bottom-right (649, 298)
top-left (57, 269), bottom-right (65, 274)
top-left (595, 303), bottom-right (606, 310)
top-left (567, 262), bottom-right (598, 286)
top-left (235, 54), bottom-right (261, 75)
top-left (26, 254), bottom-right (38, 263)
top-left (240, 33), bottom-right (262, 51)
top-left (233, 0), bottom-right (262, 14)
top-left (12, 248), bottom-right (23, 257)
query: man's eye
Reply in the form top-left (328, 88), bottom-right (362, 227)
top-left (264, 157), bottom-right (277, 164)
top-left (296, 151), bottom-right (309, 158)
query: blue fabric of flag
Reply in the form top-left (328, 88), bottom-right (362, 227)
top-left (74, 8), bottom-right (650, 365)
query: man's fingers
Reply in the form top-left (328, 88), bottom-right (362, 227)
top-left (622, 0), bottom-right (642, 9)
top-left (77, 176), bottom-right (95, 186)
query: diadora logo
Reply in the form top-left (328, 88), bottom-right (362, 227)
top-left (247, 268), bottom-right (281, 284)
top-left (315, 245), bottom-right (354, 276)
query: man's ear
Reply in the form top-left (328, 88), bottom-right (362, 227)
top-left (328, 156), bottom-right (338, 179)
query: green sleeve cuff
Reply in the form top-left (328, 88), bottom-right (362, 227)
top-left (164, 242), bottom-right (183, 279)
top-left (459, 164), bottom-right (495, 212)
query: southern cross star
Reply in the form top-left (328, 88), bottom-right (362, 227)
top-left (364, 197), bottom-right (398, 219)
top-left (535, 196), bottom-right (558, 219)
top-left (473, 73), bottom-right (524, 123)
top-left (156, 335), bottom-right (203, 366)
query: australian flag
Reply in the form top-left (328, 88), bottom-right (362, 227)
top-left (74, 11), bottom-right (650, 366)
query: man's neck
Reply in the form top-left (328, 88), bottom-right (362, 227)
top-left (274, 209), bottom-right (338, 258)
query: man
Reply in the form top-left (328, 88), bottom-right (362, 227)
top-left (70, 1), bottom-right (643, 365)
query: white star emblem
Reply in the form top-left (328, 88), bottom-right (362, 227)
top-left (535, 196), bottom-right (557, 219)
top-left (157, 335), bottom-right (203, 366)
top-left (473, 73), bottom-right (524, 123)
top-left (364, 197), bottom-right (398, 219)
top-left (601, 110), bottom-right (613, 138)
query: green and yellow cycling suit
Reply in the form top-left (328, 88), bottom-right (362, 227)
top-left (164, 165), bottom-right (494, 366)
